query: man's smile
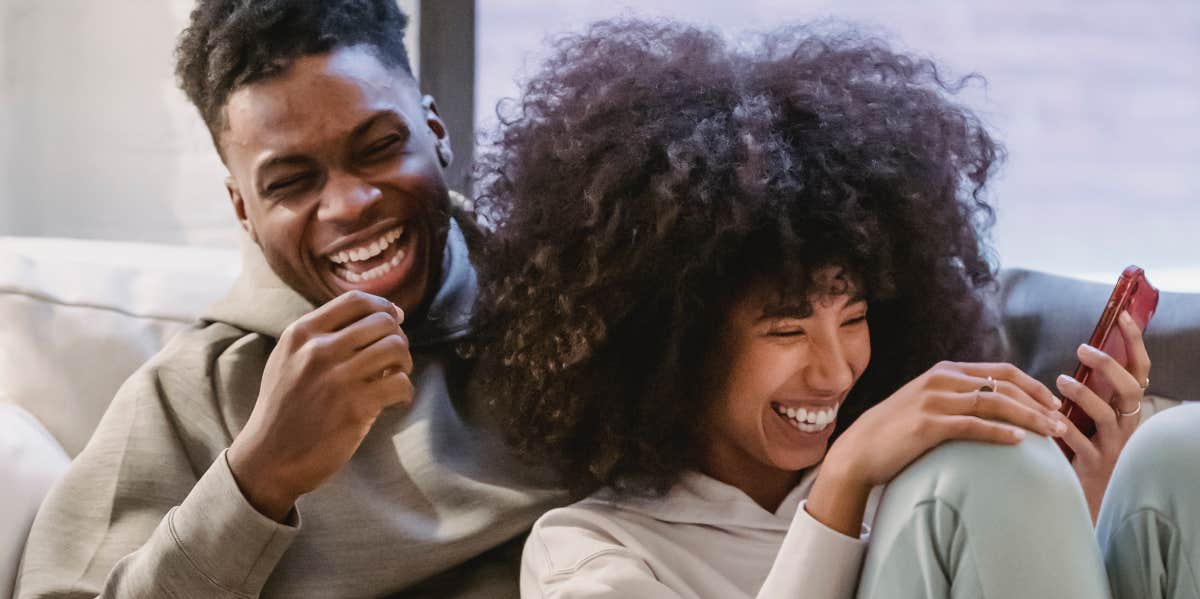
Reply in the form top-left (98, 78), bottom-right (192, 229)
top-left (316, 219), bottom-right (421, 298)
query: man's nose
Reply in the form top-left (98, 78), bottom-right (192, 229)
top-left (318, 173), bottom-right (383, 224)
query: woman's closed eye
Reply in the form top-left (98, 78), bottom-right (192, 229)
top-left (767, 315), bottom-right (866, 337)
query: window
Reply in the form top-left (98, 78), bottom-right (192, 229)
top-left (476, 2), bottom-right (1200, 290)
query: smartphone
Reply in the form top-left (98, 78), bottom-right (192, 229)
top-left (1057, 265), bottom-right (1159, 459)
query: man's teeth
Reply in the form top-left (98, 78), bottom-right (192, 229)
top-left (340, 250), bottom-right (406, 283)
top-left (328, 227), bottom-right (404, 265)
top-left (772, 402), bottom-right (839, 432)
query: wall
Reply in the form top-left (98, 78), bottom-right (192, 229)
top-left (0, 0), bottom-right (423, 248)
top-left (477, 0), bottom-right (1200, 288)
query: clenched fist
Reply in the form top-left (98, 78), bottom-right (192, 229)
top-left (228, 290), bottom-right (414, 520)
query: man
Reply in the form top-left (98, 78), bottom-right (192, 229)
top-left (17, 1), bottom-right (560, 597)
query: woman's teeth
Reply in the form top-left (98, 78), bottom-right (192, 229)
top-left (328, 227), bottom-right (404, 265)
top-left (772, 402), bottom-right (839, 433)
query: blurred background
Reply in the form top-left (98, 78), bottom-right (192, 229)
top-left (1, 0), bottom-right (1196, 288)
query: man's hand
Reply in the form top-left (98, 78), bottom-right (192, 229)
top-left (227, 290), bottom-right (414, 521)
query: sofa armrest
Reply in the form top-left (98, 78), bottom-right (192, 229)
top-left (0, 402), bottom-right (70, 599)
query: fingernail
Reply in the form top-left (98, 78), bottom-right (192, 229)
top-left (1057, 374), bottom-right (1075, 386)
top-left (1078, 344), bottom-right (1097, 356)
top-left (1052, 419), bottom-right (1067, 435)
top-left (1120, 311), bottom-right (1133, 325)
top-left (1051, 395), bottom-right (1063, 409)
top-left (1012, 428), bottom-right (1027, 441)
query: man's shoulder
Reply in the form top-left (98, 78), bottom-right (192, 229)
top-left (116, 319), bottom-right (271, 420)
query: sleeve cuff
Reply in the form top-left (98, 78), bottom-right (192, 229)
top-left (167, 449), bottom-right (300, 595)
top-left (757, 500), bottom-right (867, 598)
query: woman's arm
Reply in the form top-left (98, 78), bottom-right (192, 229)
top-left (807, 361), bottom-right (1066, 536)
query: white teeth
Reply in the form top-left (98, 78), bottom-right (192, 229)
top-left (774, 402), bottom-right (839, 433)
top-left (327, 226), bottom-right (405, 265)
top-left (336, 247), bottom-right (406, 284)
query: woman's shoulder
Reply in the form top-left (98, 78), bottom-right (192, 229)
top-left (524, 491), bottom-right (663, 579)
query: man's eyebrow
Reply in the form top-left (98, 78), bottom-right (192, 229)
top-left (256, 154), bottom-right (313, 176)
top-left (349, 110), bottom-right (410, 141)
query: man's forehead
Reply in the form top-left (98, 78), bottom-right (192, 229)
top-left (220, 46), bottom-right (420, 154)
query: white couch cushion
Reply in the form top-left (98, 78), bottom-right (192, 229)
top-left (0, 237), bottom-right (239, 455)
top-left (0, 403), bottom-right (70, 599)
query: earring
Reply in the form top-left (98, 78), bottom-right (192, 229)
top-left (435, 139), bottom-right (453, 168)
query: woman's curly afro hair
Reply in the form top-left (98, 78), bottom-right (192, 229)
top-left (469, 19), bottom-right (1006, 498)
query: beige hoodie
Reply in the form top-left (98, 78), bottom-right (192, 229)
top-left (17, 219), bottom-right (564, 598)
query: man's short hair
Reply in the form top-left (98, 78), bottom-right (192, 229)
top-left (175, 0), bottom-right (414, 142)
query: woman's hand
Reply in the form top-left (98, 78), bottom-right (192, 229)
top-left (806, 361), bottom-right (1066, 537)
top-left (1056, 311), bottom-right (1151, 522)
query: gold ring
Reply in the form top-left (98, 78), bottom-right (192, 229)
top-left (1116, 402), bottom-right (1143, 418)
top-left (978, 375), bottom-right (996, 393)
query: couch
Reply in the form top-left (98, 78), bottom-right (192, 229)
top-left (1, 236), bottom-right (1195, 598)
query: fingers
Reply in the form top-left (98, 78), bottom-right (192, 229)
top-left (1076, 343), bottom-right (1141, 411)
top-left (335, 311), bottom-right (402, 352)
top-left (292, 290), bottom-right (403, 338)
top-left (343, 331), bottom-right (413, 382)
top-left (1116, 311), bottom-right (1151, 389)
top-left (935, 390), bottom-right (1065, 438)
top-left (372, 369), bottom-right (415, 409)
top-left (1056, 411), bottom-right (1101, 464)
top-left (1056, 374), bottom-right (1120, 437)
top-left (933, 415), bottom-right (1028, 446)
top-left (949, 362), bottom-right (1062, 411)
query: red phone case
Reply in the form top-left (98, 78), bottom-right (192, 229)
top-left (1057, 265), bottom-right (1159, 459)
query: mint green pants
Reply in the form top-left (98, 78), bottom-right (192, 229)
top-left (856, 434), bottom-right (1111, 598)
top-left (1098, 402), bottom-right (1200, 599)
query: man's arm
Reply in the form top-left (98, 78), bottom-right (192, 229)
top-left (18, 289), bottom-right (414, 597)
top-left (16, 350), bottom-right (298, 598)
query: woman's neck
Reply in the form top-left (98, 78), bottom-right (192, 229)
top-left (700, 445), bottom-right (803, 513)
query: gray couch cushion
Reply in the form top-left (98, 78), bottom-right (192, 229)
top-left (997, 268), bottom-right (1198, 403)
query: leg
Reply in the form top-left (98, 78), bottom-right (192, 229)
top-left (1098, 402), bottom-right (1200, 599)
top-left (856, 434), bottom-right (1110, 599)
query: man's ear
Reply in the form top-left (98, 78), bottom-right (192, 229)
top-left (421, 95), bottom-right (453, 168)
top-left (226, 177), bottom-right (258, 243)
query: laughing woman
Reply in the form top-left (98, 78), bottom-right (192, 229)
top-left (471, 20), bottom-right (1151, 598)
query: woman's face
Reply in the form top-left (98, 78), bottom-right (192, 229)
top-left (702, 271), bottom-right (871, 485)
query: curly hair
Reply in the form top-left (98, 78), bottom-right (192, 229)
top-left (175, 0), bottom-right (412, 145)
top-left (469, 19), bottom-right (1006, 498)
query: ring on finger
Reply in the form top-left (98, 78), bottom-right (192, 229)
top-left (978, 375), bottom-right (996, 393)
top-left (1113, 403), bottom-right (1142, 417)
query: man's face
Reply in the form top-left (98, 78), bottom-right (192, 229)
top-left (220, 45), bottom-right (451, 313)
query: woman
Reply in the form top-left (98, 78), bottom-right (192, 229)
top-left (470, 20), bottom-right (1151, 598)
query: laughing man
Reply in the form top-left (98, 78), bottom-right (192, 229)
top-left (17, 1), bottom-right (560, 597)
